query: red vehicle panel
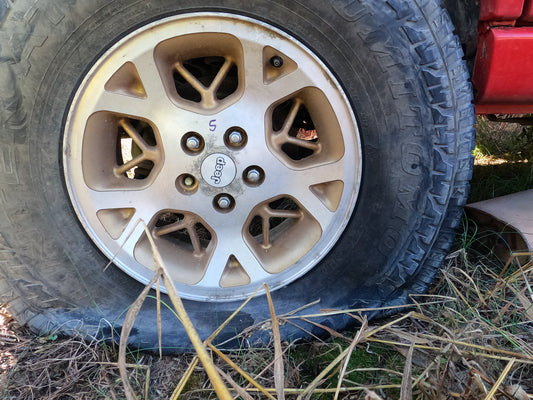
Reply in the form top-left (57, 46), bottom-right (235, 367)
top-left (474, 0), bottom-right (533, 114)
top-left (520, 0), bottom-right (533, 22)
top-left (474, 27), bottom-right (533, 113)
top-left (480, 0), bottom-right (524, 22)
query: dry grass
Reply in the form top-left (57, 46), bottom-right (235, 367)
top-left (2, 223), bottom-right (533, 399)
top-left (470, 116), bottom-right (533, 203)
top-left (2, 117), bottom-right (533, 399)
top-left (474, 116), bottom-right (532, 163)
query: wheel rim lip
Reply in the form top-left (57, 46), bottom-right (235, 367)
top-left (62, 12), bottom-right (363, 302)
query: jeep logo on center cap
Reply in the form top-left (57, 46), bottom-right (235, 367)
top-left (200, 153), bottom-right (237, 188)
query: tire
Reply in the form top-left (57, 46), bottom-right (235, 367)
top-left (0, 0), bottom-right (474, 350)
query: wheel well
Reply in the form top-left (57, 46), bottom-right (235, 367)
top-left (441, 0), bottom-right (480, 74)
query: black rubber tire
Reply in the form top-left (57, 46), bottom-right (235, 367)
top-left (0, 0), bottom-right (475, 350)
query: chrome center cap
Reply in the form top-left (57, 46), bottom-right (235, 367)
top-left (201, 153), bottom-right (237, 188)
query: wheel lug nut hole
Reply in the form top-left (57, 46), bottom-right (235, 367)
top-left (182, 132), bottom-right (205, 154)
top-left (243, 166), bottom-right (265, 186)
top-left (176, 174), bottom-right (198, 194)
top-left (224, 127), bottom-right (247, 149)
top-left (214, 193), bottom-right (235, 213)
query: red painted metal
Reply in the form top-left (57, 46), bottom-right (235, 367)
top-left (473, 27), bottom-right (533, 113)
top-left (520, 0), bottom-right (533, 22)
top-left (479, 0), bottom-right (524, 22)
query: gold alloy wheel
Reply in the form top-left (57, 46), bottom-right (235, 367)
top-left (63, 13), bottom-right (362, 301)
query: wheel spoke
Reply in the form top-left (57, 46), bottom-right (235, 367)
top-left (279, 98), bottom-right (303, 138)
top-left (116, 118), bottom-right (160, 163)
top-left (175, 61), bottom-right (207, 97)
top-left (116, 216), bottom-right (147, 255)
top-left (209, 58), bottom-right (234, 97)
top-left (93, 55), bottom-right (173, 119)
top-left (233, 246), bottom-right (271, 284)
top-left (133, 54), bottom-right (169, 99)
top-left (174, 58), bottom-right (237, 109)
top-left (153, 219), bottom-right (188, 237)
top-left (261, 214), bottom-right (271, 248)
top-left (88, 188), bottom-right (157, 214)
top-left (241, 40), bottom-right (266, 90)
top-left (119, 118), bottom-right (151, 152)
top-left (268, 159), bottom-right (345, 192)
top-left (267, 209), bottom-right (302, 219)
top-left (285, 135), bottom-right (321, 151)
top-left (195, 246), bottom-right (226, 287)
top-left (94, 91), bottom-right (151, 118)
top-left (187, 226), bottom-right (204, 257)
top-left (295, 161), bottom-right (345, 187)
top-left (241, 39), bottom-right (312, 105)
top-left (293, 189), bottom-right (333, 231)
top-left (256, 206), bottom-right (302, 248)
top-left (197, 235), bottom-right (269, 288)
top-left (264, 69), bottom-right (312, 104)
top-left (113, 154), bottom-right (147, 177)
top-left (272, 162), bottom-right (346, 230)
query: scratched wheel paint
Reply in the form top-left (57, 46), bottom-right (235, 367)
top-left (63, 14), bottom-right (362, 301)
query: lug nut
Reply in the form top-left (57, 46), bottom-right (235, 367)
top-left (228, 131), bottom-right (243, 145)
top-left (176, 174), bottom-right (198, 195)
top-left (224, 128), bottom-right (247, 149)
top-left (217, 196), bottom-right (232, 209)
top-left (183, 176), bottom-right (195, 187)
top-left (270, 55), bottom-right (284, 68)
top-left (244, 166), bottom-right (264, 186)
top-left (214, 193), bottom-right (235, 212)
top-left (246, 169), bottom-right (261, 183)
top-left (186, 136), bottom-right (201, 150)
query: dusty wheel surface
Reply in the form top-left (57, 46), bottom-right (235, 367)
top-left (64, 13), bottom-right (362, 301)
top-left (0, 0), bottom-right (474, 349)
